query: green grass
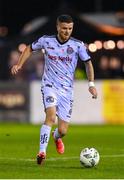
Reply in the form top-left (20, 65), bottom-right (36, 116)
top-left (0, 123), bottom-right (124, 179)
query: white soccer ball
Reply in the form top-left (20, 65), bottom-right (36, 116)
top-left (80, 147), bottom-right (100, 168)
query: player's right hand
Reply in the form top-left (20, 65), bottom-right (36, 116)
top-left (11, 65), bottom-right (21, 75)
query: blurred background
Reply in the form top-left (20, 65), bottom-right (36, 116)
top-left (0, 0), bottom-right (124, 124)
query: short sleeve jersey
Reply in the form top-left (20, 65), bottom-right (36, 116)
top-left (31, 35), bottom-right (90, 89)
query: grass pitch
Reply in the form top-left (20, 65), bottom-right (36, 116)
top-left (0, 123), bottom-right (124, 179)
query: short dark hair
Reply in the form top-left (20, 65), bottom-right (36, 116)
top-left (57, 14), bottom-right (73, 24)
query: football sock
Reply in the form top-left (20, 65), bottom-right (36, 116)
top-left (39, 124), bottom-right (51, 153)
top-left (53, 128), bottom-right (61, 140)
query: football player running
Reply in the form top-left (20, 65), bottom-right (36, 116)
top-left (11, 14), bottom-right (98, 165)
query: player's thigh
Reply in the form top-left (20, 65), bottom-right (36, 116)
top-left (57, 94), bottom-right (73, 123)
top-left (41, 86), bottom-right (57, 108)
top-left (45, 106), bottom-right (56, 120)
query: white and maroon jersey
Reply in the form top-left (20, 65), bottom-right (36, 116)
top-left (31, 35), bottom-right (90, 90)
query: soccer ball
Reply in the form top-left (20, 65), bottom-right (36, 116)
top-left (80, 147), bottom-right (100, 168)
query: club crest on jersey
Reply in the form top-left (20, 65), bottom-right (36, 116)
top-left (67, 47), bottom-right (74, 54)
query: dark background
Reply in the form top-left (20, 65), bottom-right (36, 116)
top-left (0, 0), bottom-right (124, 80)
top-left (0, 0), bottom-right (124, 37)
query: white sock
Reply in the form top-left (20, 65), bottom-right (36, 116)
top-left (39, 124), bottom-right (51, 153)
top-left (53, 128), bottom-right (61, 140)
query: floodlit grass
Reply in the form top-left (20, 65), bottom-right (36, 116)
top-left (0, 123), bottom-right (124, 179)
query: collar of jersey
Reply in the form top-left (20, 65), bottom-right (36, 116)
top-left (56, 35), bottom-right (70, 45)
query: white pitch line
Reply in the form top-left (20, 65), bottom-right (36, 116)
top-left (0, 154), bottom-right (124, 162)
top-left (102, 154), bottom-right (124, 158)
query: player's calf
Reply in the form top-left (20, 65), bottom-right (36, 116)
top-left (52, 131), bottom-right (65, 154)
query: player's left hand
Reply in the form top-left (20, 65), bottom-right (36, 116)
top-left (88, 86), bottom-right (98, 99)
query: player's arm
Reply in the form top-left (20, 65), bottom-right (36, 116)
top-left (84, 60), bottom-right (98, 99)
top-left (11, 45), bottom-right (32, 75)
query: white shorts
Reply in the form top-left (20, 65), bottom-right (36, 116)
top-left (41, 85), bottom-right (73, 122)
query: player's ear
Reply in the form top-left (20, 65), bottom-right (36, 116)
top-left (56, 23), bottom-right (59, 32)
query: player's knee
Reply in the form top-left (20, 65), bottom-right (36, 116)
top-left (58, 128), bottom-right (67, 137)
top-left (46, 115), bottom-right (56, 124)
top-left (51, 116), bottom-right (56, 123)
top-left (49, 116), bottom-right (56, 124)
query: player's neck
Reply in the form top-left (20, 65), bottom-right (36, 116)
top-left (56, 35), bottom-right (69, 44)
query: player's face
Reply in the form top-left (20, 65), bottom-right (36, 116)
top-left (57, 22), bottom-right (73, 42)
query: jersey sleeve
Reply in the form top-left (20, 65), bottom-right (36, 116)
top-left (78, 42), bottom-right (91, 61)
top-left (31, 36), bottom-right (45, 50)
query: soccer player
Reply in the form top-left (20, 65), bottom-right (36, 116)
top-left (11, 14), bottom-right (98, 165)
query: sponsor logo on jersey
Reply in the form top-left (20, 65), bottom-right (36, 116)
top-left (48, 54), bottom-right (72, 63)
